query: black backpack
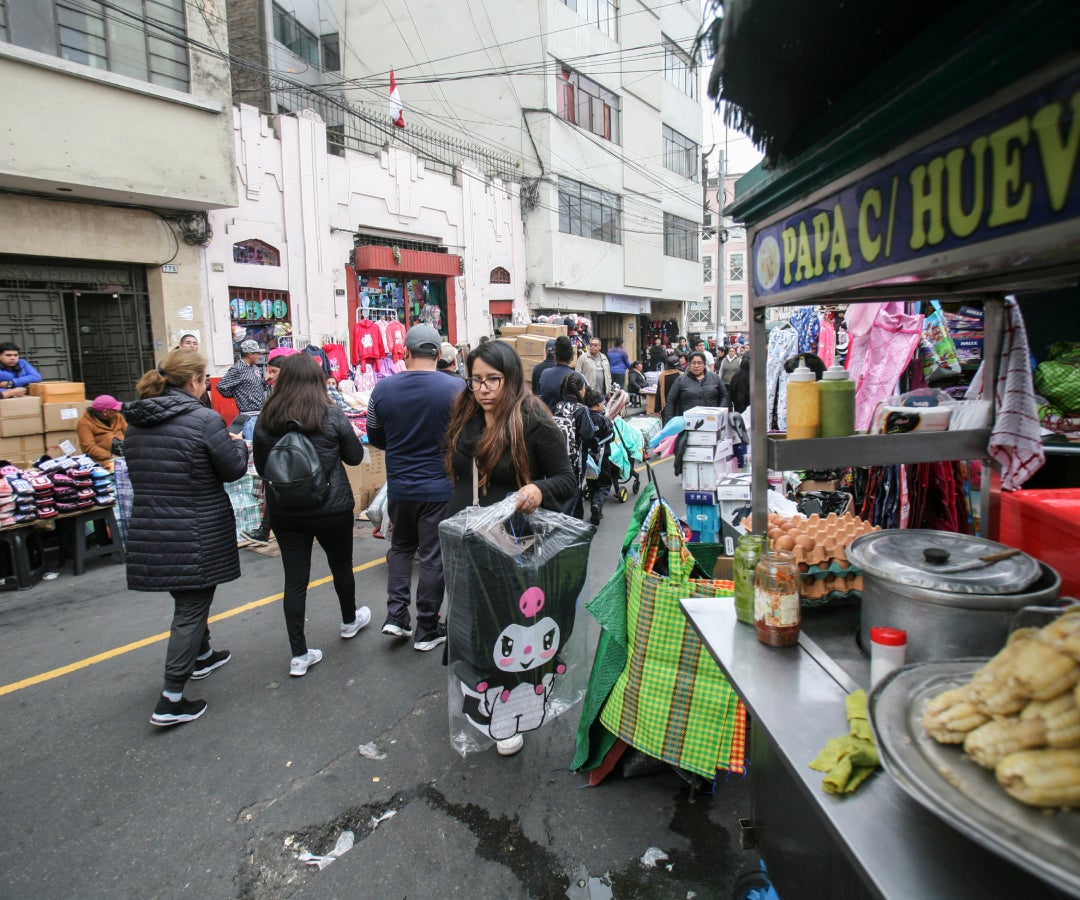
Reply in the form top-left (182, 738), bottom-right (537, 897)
top-left (263, 421), bottom-right (328, 509)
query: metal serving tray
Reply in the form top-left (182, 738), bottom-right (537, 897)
top-left (869, 659), bottom-right (1080, 897)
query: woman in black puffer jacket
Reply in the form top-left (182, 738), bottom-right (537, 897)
top-left (663, 351), bottom-right (728, 424)
top-left (253, 354), bottom-right (368, 678)
top-left (124, 348), bottom-right (250, 728)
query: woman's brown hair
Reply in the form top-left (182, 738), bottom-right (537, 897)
top-left (135, 349), bottom-right (206, 399)
top-left (444, 341), bottom-right (549, 491)
top-left (259, 353), bottom-right (331, 435)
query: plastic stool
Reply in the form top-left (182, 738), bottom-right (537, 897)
top-left (0, 525), bottom-right (47, 590)
top-left (57, 507), bottom-right (125, 575)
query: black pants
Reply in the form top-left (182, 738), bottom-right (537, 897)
top-left (163, 587), bottom-right (215, 693)
top-left (386, 498), bottom-right (447, 634)
top-left (272, 510), bottom-right (357, 657)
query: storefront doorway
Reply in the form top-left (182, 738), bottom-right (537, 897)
top-left (0, 255), bottom-right (154, 400)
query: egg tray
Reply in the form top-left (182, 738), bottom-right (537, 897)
top-left (802, 589), bottom-right (862, 609)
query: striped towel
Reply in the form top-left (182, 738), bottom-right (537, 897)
top-left (965, 297), bottom-right (1045, 490)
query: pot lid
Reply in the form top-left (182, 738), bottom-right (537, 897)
top-left (847, 529), bottom-right (1042, 595)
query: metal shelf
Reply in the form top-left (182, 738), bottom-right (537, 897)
top-left (767, 429), bottom-right (993, 471)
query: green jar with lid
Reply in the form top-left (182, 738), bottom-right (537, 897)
top-left (733, 533), bottom-right (768, 625)
top-left (819, 364), bottom-right (855, 437)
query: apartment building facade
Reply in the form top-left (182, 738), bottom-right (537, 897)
top-left (701, 170), bottom-right (748, 346)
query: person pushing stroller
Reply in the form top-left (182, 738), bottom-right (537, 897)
top-left (583, 389), bottom-right (614, 526)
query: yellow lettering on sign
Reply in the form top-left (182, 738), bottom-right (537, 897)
top-left (794, 221), bottom-right (815, 282)
top-left (828, 203), bottom-right (852, 273)
top-left (858, 189), bottom-right (883, 263)
top-left (1032, 91), bottom-right (1080, 212)
top-left (782, 226), bottom-right (797, 285)
top-left (987, 117), bottom-right (1032, 227)
top-left (944, 138), bottom-right (988, 239)
top-left (811, 211), bottom-right (831, 276)
top-left (909, 156), bottom-right (946, 250)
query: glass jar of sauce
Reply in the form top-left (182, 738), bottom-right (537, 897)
top-left (754, 549), bottom-right (801, 647)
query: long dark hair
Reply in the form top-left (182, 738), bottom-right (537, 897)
top-left (559, 371), bottom-right (587, 400)
top-left (259, 353), bottom-right (331, 434)
top-left (445, 341), bottom-right (548, 491)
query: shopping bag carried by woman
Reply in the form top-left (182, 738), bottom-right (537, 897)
top-left (440, 495), bottom-right (594, 757)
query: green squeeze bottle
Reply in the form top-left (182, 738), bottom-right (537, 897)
top-left (819, 364), bottom-right (855, 437)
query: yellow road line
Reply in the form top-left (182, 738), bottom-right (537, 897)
top-left (0, 557), bottom-right (386, 698)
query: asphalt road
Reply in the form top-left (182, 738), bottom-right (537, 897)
top-left (0, 454), bottom-right (756, 899)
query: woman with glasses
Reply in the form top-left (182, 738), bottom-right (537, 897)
top-left (444, 341), bottom-right (576, 519)
top-left (663, 350), bottom-right (728, 424)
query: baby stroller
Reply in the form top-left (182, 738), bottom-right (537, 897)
top-left (584, 406), bottom-right (644, 504)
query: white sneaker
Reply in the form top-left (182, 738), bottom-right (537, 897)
top-left (290, 648), bottom-right (323, 677)
top-left (341, 606), bottom-right (372, 639)
top-left (496, 734), bottom-right (524, 756)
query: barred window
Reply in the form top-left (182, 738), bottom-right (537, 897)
top-left (729, 252), bottom-right (745, 282)
top-left (664, 213), bottom-right (698, 261)
top-left (556, 65), bottom-right (621, 144)
top-left (558, 0), bottom-right (617, 40)
top-left (729, 293), bottom-right (746, 324)
top-left (273, 3), bottom-right (318, 66)
top-left (558, 178), bottom-right (622, 245)
top-left (489, 267), bottom-right (511, 284)
top-left (702, 254), bottom-right (713, 283)
top-left (662, 125), bottom-right (699, 181)
top-left (5, 0), bottom-right (190, 90)
top-left (233, 240), bottom-right (281, 266)
top-left (662, 36), bottom-right (697, 99)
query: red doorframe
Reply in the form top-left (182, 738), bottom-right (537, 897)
top-left (347, 247), bottom-right (460, 346)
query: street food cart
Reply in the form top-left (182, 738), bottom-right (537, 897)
top-left (694, 0), bottom-right (1080, 894)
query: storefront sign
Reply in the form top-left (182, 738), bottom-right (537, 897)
top-left (752, 69), bottom-right (1080, 300)
top-left (603, 294), bottom-right (651, 314)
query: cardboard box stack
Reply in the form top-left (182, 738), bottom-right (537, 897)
top-left (1, 381), bottom-right (87, 468)
top-left (510, 324), bottom-right (568, 392)
top-left (348, 446), bottom-right (387, 513)
top-left (680, 406), bottom-right (739, 544)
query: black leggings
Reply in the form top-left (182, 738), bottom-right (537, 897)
top-left (272, 510), bottom-right (357, 657)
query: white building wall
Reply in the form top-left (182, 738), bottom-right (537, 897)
top-left (202, 105), bottom-right (524, 372)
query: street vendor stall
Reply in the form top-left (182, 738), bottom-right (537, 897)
top-left (698, 0), bottom-right (1080, 895)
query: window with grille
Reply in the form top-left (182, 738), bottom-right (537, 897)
top-left (559, 178), bottom-right (622, 244)
top-left (702, 254), bottom-right (713, 283)
top-left (558, 0), bottom-right (617, 39)
top-left (272, 3), bottom-right (318, 66)
top-left (232, 240), bottom-right (280, 266)
top-left (662, 36), bottom-right (697, 99)
top-left (662, 125), bottom-right (699, 181)
top-left (556, 65), bottom-right (621, 144)
top-left (4, 0), bottom-right (191, 90)
top-left (320, 33), bottom-right (340, 71)
top-left (729, 252), bottom-right (745, 282)
top-left (688, 298), bottom-right (712, 328)
top-left (489, 267), bottom-right (511, 284)
top-left (729, 293), bottom-right (745, 324)
top-left (664, 213), bottom-right (698, 261)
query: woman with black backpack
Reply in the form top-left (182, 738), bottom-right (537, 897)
top-left (252, 354), bottom-right (369, 677)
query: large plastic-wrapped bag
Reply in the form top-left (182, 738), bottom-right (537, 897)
top-left (439, 495), bottom-right (595, 756)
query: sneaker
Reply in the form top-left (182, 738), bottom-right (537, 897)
top-left (240, 527), bottom-right (270, 545)
top-left (381, 617), bottom-right (413, 638)
top-left (150, 695), bottom-right (207, 727)
top-left (190, 649), bottom-right (231, 680)
top-left (341, 606), bottom-right (372, 639)
top-left (414, 622), bottom-right (447, 652)
top-left (496, 734), bottom-right (524, 756)
top-left (589, 506), bottom-right (602, 526)
top-left (290, 648), bottom-right (323, 677)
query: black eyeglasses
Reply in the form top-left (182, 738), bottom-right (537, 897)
top-left (466, 375), bottom-right (504, 392)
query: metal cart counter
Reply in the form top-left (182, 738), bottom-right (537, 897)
top-left (680, 599), bottom-right (1068, 899)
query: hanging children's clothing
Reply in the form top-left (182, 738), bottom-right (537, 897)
top-left (766, 323), bottom-right (798, 431)
top-left (817, 311), bottom-right (837, 366)
top-left (846, 302), bottom-right (924, 432)
top-left (303, 344), bottom-right (332, 376)
top-left (352, 318), bottom-right (385, 368)
top-left (385, 319), bottom-right (407, 362)
top-left (322, 343), bottom-right (350, 380)
top-left (789, 306), bottom-right (820, 355)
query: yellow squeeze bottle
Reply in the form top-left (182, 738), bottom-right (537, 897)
top-left (786, 356), bottom-right (820, 439)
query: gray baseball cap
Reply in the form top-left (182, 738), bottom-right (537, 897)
top-left (239, 339), bottom-right (260, 354)
top-left (405, 324), bottom-right (441, 354)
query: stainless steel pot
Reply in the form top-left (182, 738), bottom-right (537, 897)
top-left (849, 530), bottom-right (1062, 663)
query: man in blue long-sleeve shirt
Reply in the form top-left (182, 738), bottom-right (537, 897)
top-left (0, 343), bottom-right (42, 398)
top-left (366, 324), bottom-right (464, 652)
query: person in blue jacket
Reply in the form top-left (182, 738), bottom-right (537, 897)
top-left (606, 338), bottom-right (630, 389)
top-left (0, 342), bottom-right (42, 398)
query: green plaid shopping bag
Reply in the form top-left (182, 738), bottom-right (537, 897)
top-left (599, 499), bottom-right (744, 779)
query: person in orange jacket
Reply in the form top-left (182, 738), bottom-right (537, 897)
top-left (76, 395), bottom-right (128, 470)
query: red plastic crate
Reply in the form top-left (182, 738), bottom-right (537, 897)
top-left (1000, 489), bottom-right (1080, 599)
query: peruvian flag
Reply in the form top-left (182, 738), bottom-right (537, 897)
top-left (389, 69), bottom-right (405, 128)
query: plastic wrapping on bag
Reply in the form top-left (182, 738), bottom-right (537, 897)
top-left (439, 495), bottom-right (595, 756)
top-left (365, 483), bottom-right (387, 532)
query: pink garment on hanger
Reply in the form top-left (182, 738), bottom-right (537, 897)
top-left (848, 303), bottom-right (924, 431)
top-left (385, 320), bottom-right (407, 362)
top-left (322, 344), bottom-right (350, 379)
top-left (817, 314), bottom-right (836, 366)
top-left (352, 319), bottom-right (384, 367)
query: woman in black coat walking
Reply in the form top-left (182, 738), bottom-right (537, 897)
top-left (663, 351), bottom-right (728, 423)
top-left (253, 354), bottom-right (369, 677)
top-left (124, 348), bottom-right (250, 727)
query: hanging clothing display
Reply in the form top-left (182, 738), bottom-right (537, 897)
top-left (385, 320), bottom-right (407, 362)
top-left (766, 323), bottom-right (798, 431)
top-left (351, 318), bottom-right (385, 367)
top-left (789, 306), bottom-right (820, 355)
top-left (845, 302), bottom-right (924, 432)
top-left (817, 311), bottom-right (837, 367)
top-left (321, 344), bottom-right (350, 380)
